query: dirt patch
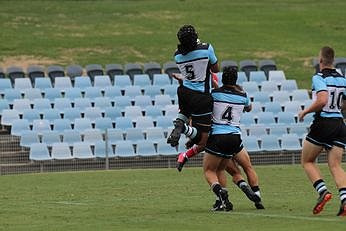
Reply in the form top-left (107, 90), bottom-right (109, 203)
top-left (252, 51), bottom-right (287, 59)
top-left (0, 55), bottom-right (60, 70)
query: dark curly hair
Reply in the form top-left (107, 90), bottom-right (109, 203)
top-left (177, 25), bottom-right (198, 55)
top-left (222, 66), bottom-right (238, 85)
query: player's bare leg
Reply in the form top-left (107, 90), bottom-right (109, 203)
top-left (301, 140), bottom-right (332, 214)
top-left (327, 146), bottom-right (346, 216)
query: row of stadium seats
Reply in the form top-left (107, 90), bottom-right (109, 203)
top-left (0, 62), bottom-right (179, 83)
top-left (28, 132), bottom-right (303, 161)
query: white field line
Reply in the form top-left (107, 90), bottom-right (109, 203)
top-left (232, 211), bottom-right (343, 222)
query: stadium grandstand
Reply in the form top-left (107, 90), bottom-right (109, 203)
top-left (1, 59), bottom-right (345, 175)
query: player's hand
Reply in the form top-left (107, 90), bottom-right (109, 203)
top-left (172, 73), bottom-right (183, 80)
top-left (298, 110), bottom-right (305, 122)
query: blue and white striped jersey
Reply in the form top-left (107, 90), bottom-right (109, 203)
top-left (174, 43), bottom-right (217, 93)
top-left (210, 86), bottom-right (251, 135)
top-left (312, 68), bottom-right (346, 118)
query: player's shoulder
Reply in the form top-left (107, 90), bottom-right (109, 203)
top-left (196, 42), bottom-right (210, 50)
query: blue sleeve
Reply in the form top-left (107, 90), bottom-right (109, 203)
top-left (208, 44), bottom-right (218, 65)
top-left (312, 75), bottom-right (327, 93)
top-left (245, 95), bottom-right (251, 106)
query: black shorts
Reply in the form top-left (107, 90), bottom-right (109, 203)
top-left (205, 133), bottom-right (244, 159)
top-left (177, 85), bottom-right (213, 132)
top-left (306, 117), bottom-right (346, 149)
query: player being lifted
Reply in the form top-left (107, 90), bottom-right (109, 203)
top-left (204, 67), bottom-right (264, 211)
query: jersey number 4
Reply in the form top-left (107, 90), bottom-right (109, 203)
top-left (222, 106), bottom-right (233, 121)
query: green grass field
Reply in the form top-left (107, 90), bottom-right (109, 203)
top-left (1, 0), bottom-right (346, 89)
top-left (0, 164), bottom-right (345, 231)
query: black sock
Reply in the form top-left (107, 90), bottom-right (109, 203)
top-left (211, 183), bottom-right (222, 197)
top-left (251, 186), bottom-right (260, 193)
top-left (236, 180), bottom-right (247, 188)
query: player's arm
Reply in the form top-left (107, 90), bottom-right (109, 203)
top-left (244, 104), bottom-right (252, 112)
top-left (298, 90), bottom-right (328, 121)
top-left (208, 44), bottom-right (219, 73)
top-left (171, 73), bottom-right (183, 85)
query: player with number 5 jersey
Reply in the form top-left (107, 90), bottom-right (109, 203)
top-left (166, 24), bottom-right (219, 171)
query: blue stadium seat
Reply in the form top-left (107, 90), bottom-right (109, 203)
top-left (54, 77), bottom-right (72, 90)
top-left (0, 99), bottom-right (9, 113)
top-left (163, 104), bottom-right (178, 116)
top-left (152, 74), bottom-right (171, 86)
top-left (144, 85), bottom-right (162, 99)
top-left (260, 135), bottom-right (281, 151)
top-left (94, 75), bottom-right (112, 89)
top-left (134, 95), bottom-right (152, 107)
top-left (20, 131), bottom-right (40, 147)
top-left (11, 119), bottom-right (31, 136)
top-left (0, 79), bottom-right (13, 95)
top-left (14, 78), bottom-right (32, 90)
top-left (220, 60), bottom-right (238, 71)
top-left (269, 125), bottom-right (288, 136)
top-left (280, 80), bottom-right (298, 91)
top-left (135, 116), bottom-right (154, 128)
top-left (73, 97), bottom-right (92, 109)
top-left (72, 142), bottom-right (94, 159)
top-left (22, 109), bottom-right (41, 124)
top-left (94, 117), bottom-right (113, 131)
top-left (263, 101), bottom-right (282, 113)
top-left (256, 112), bottom-right (275, 125)
top-left (124, 106), bottom-right (143, 119)
top-left (73, 118), bottom-right (92, 131)
top-left (53, 98), bottom-right (72, 111)
top-left (12, 98), bottom-right (32, 113)
top-left (93, 96), bottom-right (113, 109)
top-left (43, 88), bottom-right (61, 102)
top-left (62, 108), bottom-right (81, 120)
top-left (249, 71), bottom-right (267, 83)
top-left (155, 115), bottom-right (174, 128)
top-left (145, 127), bottom-right (165, 141)
top-left (84, 86), bottom-right (103, 98)
top-left (104, 86), bottom-right (122, 98)
top-left (162, 84), bottom-right (177, 98)
top-left (83, 129), bottom-right (103, 144)
top-left (105, 64), bottom-right (124, 79)
top-left (271, 90), bottom-right (291, 102)
top-left (123, 86), bottom-right (142, 99)
top-left (74, 76), bottom-right (92, 89)
top-left (94, 140), bottom-right (114, 158)
top-left (283, 101), bottom-right (302, 113)
top-left (83, 107), bottom-right (102, 122)
top-left (276, 111), bottom-right (297, 125)
top-left (248, 125), bottom-right (268, 136)
top-left (115, 117), bottom-right (133, 129)
top-left (51, 142), bottom-right (73, 159)
top-left (242, 81), bottom-right (259, 92)
top-left (23, 88), bottom-right (42, 100)
top-left (106, 128), bottom-right (124, 143)
top-left (41, 130), bottom-right (62, 146)
top-left (240, 113), bottom-right (256, 125)
top-left (27, 65), bottom-right (45, 84)
top-left (291, 89), bottom-right (310, 101)
top-left (154, 94), bottom-right (172, 106)
top-left (61, 130), bottom-right (82, 145)
top-left (144, 105), bottom-right (163, 118)
top-left (63, 87), bottom-right (83, 101)
top-left (34, 77), bottom-right (52, 90)
top-left (85, 64), bottom-right (104, 81)
top-left (32, 119), bottom-right (51, 133)
top-left (124, 128), bottom-right (145, 142)
top-left (114, 141), bottom-right (135, 157)
top-left (163, 61), bottom-right (180, 80)
top-left (3, 89), bottom-right (22, 103)
top-left (135, 140), bottom-right (157, 156)
top-left (113, 96), bottom-right (132, 108)
top-left (268, 70), bottom-right (285, 82)
top-left (251, 91), bottom-right (270, 103)
top-left (133, 74), bottom-right (151, 88)
top-left (29, 143), bottom-right (52, 161)
top-left (113, 75), bottom-right (132, 88)
top-left (242, 136), bottom-right (260, 152)
top-left (104, 106), bottom-right (122, 119)
top-left (260, 81), bottom-right (279, 92)
top-left (288, 124), bottom-right (308, 136)
top-left (157, 139), bottom-right (177, 155)
top-left (53, 118), bottom-right (72, 133)
top-left (1, 109), bottom-right (20, 126)
top-left (280, 134), bottom-right (301, 151)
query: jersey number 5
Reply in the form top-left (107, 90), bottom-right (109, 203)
top-left (185, 65), bottom-right (195, 80)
